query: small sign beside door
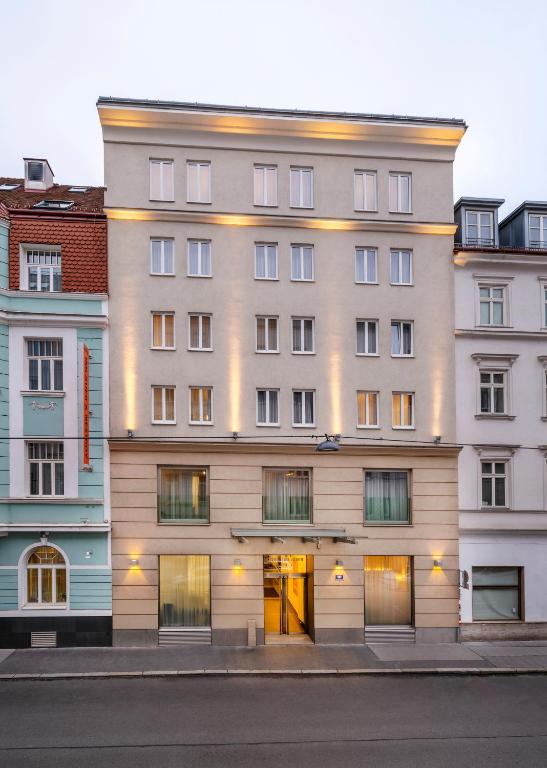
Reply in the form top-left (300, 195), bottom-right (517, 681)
top-left (335, 574), bottom-right (344, 581)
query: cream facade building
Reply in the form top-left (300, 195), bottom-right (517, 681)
top-left (98, 98), bottom-right (466, 646)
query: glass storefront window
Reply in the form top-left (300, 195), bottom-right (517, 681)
top-left (364, 555), bottom-right (412, 625)
top-left (159, 555), bottom-right (211, 628)
top-left (472, 566), bottom-right (521, 621)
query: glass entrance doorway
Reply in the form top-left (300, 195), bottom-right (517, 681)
top-left (264, 555), bottom-right (309, 637)
top-left (364, 555), bottom-right (412, 625)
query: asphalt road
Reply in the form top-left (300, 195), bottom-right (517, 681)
top-left (1, 675), bottom-right (547, 767)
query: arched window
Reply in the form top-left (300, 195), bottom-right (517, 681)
top-left (26, 546), bottom-right (67, 606)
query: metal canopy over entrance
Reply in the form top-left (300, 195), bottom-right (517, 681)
top-left (231, 527), bottom-right (356, 546)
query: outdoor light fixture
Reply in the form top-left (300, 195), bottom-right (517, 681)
top-left (433, 559), bottom-right (443, 570)
top-left (335, 559), bottom-right (344, 568)
top-left (232, 431), bottom-right (239, 441)
top-left (127, 429), bottom-right (134, 439)
top-left (433, 435), bottom-right (441, 445)
top-left (316, 434), bottom-right (340, 452)
top-left (129, 558), bottom-right (139, 567)
top-left (233, 558), bottom-right (243, 571)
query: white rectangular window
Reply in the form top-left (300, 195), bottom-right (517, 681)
top-left (255, 243), bottom-right (278, 280)
top-left (543, 285), bottom-right (547, 328)
top-left (150, 239), bottom-right (174, 275)
top-left (479, 285), bottom-right (505, 325)
top-left (355, 248), bottom-right (378, 284)
top-left (293, 390), bottom-right (315, 426)
top-left (481, 461), bottom-right (507, 508)
top-left (189, 386), bottom-right (213, 424)
top-left (356, 320), bottom-right (378, 355)
top-left (254, 165), bottom-right (277, 206)
top-left (256, 316), bottom-right (278, 353)
top-left (389, 173), bottom-right (411, 213)
top-left (256, 389), bottom-right (279, 425)
top-left (189, 314), bottom-right (212, 351)
top-left (391, 321), bottom-right (413, 356)
top-left (27, 339), bottom-right (63, 391)
top-left (357, 391), bottom-right (379, 427)
top-left (290, 167), bottom-right (313, 208)
top-left (187, 161), bottom-right (211, 203)
top-left (149, 159), bottom-right (174, 201)
top-left (466, 210), bottom-right (494, 246)
top-left (291, 245), bottom-right (314, 281)
top-left (151, 313), bottom-right (175, 350)
top-left (529, 214), bottom-right (547, 248)
top-left (25, 248), bottom-right (61, 292)
top-left (292, 318), bottom-right (314, 353)
top-left (392, 392), bottom-right (414, 428)
top-left (390, 250), bottom-right (412, 285)
top-left (28, 441), bottom-right (64, 496)
top-left (354, 171), bottom-right (377, 211)
top-left (152, 386), bottom-right (176, 424)
top-left (480, 371), bottom-right (506, 415)
top-left (187, 240), bottom-right (212, 277)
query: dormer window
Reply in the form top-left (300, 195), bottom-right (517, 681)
top-left (27, 162), bottom-right (44, 182)
top-left (33, 200), bottom-right (74, 210)
top-left (24, 158), bottom-right (54, 191)
top-left (529, 215), bottom-right (547, 248)
top-left (466, 211), bottom-right (494, 246)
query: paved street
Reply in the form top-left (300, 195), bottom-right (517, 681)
top-left (2, 675), bottom-right (547, 767)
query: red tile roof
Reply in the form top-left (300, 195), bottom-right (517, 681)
top-left (0, 178), bottom-right (105, 214)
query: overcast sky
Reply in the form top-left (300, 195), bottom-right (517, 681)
top-left (2, 0), bottom-right (545, 217)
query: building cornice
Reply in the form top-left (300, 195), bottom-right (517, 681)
top-left (454, 248), bottom-right (547, 267)
top-left (456, 329), bottom-right (547, 340)
top-left (0, 523), bottom-right (110, 533)
top-left (0, 311), bottom-right (108, 328)
top-left (0, 287), bottom-right (107, 301)
top-left (105, 207), bottom-right (456, 236)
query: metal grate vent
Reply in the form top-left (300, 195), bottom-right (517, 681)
top-left (30, 631), bottom-right (57, 648)
top-left (158, 628), bottom-right (212, 646)
top-left (365, 625), bottom-right (415, 644)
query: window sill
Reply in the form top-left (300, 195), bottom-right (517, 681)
top-left (290, 279), bottom-right (315, 283)
top-left (392, 426), bottom-right (416, 431)
top-left (354, 208), bottom-right (379, 214)
top-left (364, 522), bottom-right (412, 527)
top-left (22, 604), bottom-right (67, 610)
top-left (391, 354), bottom-right (415, 359)
top-left (289, 206), bottom-right (314, 211)
top-left (475, 325), bottom-right (513, 330)
top-left (292, 351), bottom-right (315, 356)
top-left (188, 348), bottom-right (213, 353)
top-left (292, 424), bottom-right (316, 429)
top-left (186, 200), bottom-right (212, 205)
top-left (189, 422), bottom-right (214, 426)
top-left (158, 520), bottom-right (210, 526)
top-left (151, 421), bottom-right (177, 426)
top-left (187, 274), bottom-right (212, 279)
top-left (150, 347), bottom-right (176, 352)
top-left (475, 413), bottom-right (515, 420)
top-left (253, 204), bottom-right (279, 209)
top-left (357, 425), bottom-right (380, 430)
top-left (256, 350), bottom-right (280, 355)
top-left (356, 353), bottom-right (380, 358)
top-left (256, 423), bottom-right (281, 428)
top-left (355, 281), bottom-right (379, 286)
top-left (388, 210), bottom-right (413, 215)
top-left (390, 282), bottom-right (414, 287)
top-left (254, 277), bottom-right (279, 282)
top-left (480, 507), bottom-right (511, 512)
top-left (149, 198), bottom-right (175, 203)
top-left (262, 521), bottom-right (314, 526)
top-left (150, 273), bottom-right (175, 277)
top-left (21, 390), bottom-right (65, 397)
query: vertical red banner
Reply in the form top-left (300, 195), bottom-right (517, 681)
top-left (83, 344), bottom-right (90, 466)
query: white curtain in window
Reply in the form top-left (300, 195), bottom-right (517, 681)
top-left (159, 555), bottom-right (210, 627)
top-left (263, 470), bottom-right (310, 522)
top-left (365, 555), bottom-right (412, 625)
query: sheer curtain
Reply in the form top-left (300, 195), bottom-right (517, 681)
top-left (365, 471), bottom-right (409, 523)
top-left (159, 555), bottom-right (210, 627)
top-left (158, 468), bottom-right (208, 522)
top-left (263, 470), bottom-right (310, 522)
top-left (365, 555), bottom-right (412, 625)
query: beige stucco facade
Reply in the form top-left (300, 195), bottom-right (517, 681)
top-left (99, 99), bottom-right (465, 645)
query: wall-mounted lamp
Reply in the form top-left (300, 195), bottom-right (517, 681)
top-left (233, 558), bottom-right (243, 571)
top-left (232, 432), bottom-right (239, 441)
top-left (316, 434), bottom-right (340, 452)
top-left (433, 559), bottom-right (443, 570)
top-left (433, 435), bottom-right (441, 445)
top-left (335, 559), bottom-right (344, 568)
top-left (85, 550), bottom-right (93, 560)
top-left (127, 429), bottom-right (134, 439)
top-left (129, 558), bottom-right (139, 567)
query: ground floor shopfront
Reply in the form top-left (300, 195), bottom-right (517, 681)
top-left (111, 441), bottom-right (460, 647)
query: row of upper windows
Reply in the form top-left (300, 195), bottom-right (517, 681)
top-left (150, 158), bottom-right (413, 213)
top-left (151, 239), bottom-right (413, 284)
top-left (464, 210), bottom-right (547, 248)
top-left (151, 386), bottom-right (415, 430)
top-left (150, 314), bottom-right (414, 357)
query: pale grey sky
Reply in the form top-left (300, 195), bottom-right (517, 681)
top-left (2, 0), bottom-right (545, 217)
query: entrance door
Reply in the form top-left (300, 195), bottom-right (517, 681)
top-left (364, 555), bottom-right (412, 626)
top-left (264, 555), bottom-right (308, 636)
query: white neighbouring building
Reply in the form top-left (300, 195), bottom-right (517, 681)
top-left (454, 197), bottom-right (547, 639)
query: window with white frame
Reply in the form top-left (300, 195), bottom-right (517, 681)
top-left (543, 285), bottom-right (547, 327)
top-left (389, 173), bottom-right (411, 213)
top-left (356, 319), bottom-right (378, 355)
top-left (187, 240), bottom-right (211, 277)
top-left (529, 214), bottom-right (547, 248)
top-left (150, 239), bottom-right (174, 275)
top-left (26, 546), bottom-right (67, 606)
top-left (481, 460), bottom-right (507, 508)
top-left (292, 318), bottom-right (314, 353)
top-left (392, 392), bottom-right (414, 428)
top-left (480, 371), bottom-right (507, 415)
top-left (27, 441), bottom-right (64, 496)
top-left (151, 313), bottom-right (175, 350)
top-left (354, 171), bottom-right (377, 211)
top-left (152, 386), bottom-right (176, 423)
top-left (357, 391), bottom-right (379, 427)
top-left (390, 250), bottom-right (412, 285)
top-left (466, 210), bottom-right (494, 246)
top-left (391, 321), bottom-right (413, 357)
top-left (149, 159), bottom-right (174, 201)
top-left (543, 367), bottom-right (547, 418)
top-left (187, 161), bottom-right (211, 203)
top-left (24, 248), bottom-right (61, 292)
top-left (189, 386), bottom-right (213, 424)
top-left (293, 390), bottom-right (315, 426)
top-left (291, 245), bottom-right (314, 281)
top-left (27, 339), bottom-right (63, 391)
top-left (256, 316), bottom-right (278, 352)
top-left (254, 165), bottom-right (278, 206)
top-left (255, 243), bottom-right (278, 280)
top-left (479, 285), bottom-right (505, 325)
top-left (290, 167), bottom-right (313, 208)
top-left (257, 389), bottom-right (279, 425)
top-left (189, 314), bottom-right (212, 350)
top-left (355, 247), bottom-right (378, 284)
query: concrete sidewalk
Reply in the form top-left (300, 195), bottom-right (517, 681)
top-left (2, 641), bottom-right (547, 679)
